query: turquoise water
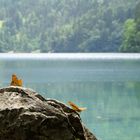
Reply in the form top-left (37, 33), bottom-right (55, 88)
top-left (0, 53), bottom-right (140, 140)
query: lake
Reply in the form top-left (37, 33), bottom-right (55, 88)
top-left (0, 53), bottom-right (140, 140)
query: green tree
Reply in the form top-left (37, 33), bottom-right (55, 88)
top-left (120, 19), bottom-right (137, 52)
top-left (120, 2), bottom-right (140, 52)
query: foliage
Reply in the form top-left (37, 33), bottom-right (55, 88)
top-left (120, 2), bottom-right (140, 52)
top-left (0, 0), bottom-right (139, 52)
top-left (120, 19), bottom-right (137, 52)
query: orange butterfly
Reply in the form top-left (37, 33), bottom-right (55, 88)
top-left (10, 74), bottom-right (23, 87)
top-left (68, 101), bottom-right (87, 112)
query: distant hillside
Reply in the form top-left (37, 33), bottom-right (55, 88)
top-left (0, 0), bottom-right (139, 52)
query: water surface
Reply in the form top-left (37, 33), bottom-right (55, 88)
top-left (0, 53), bottom-right (140, 140)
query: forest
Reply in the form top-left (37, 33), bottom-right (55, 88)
top-left (0, 0), bottom-right (139, 53)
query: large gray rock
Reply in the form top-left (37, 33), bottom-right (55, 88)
top-left (0, 86), bottom-right (97, 140)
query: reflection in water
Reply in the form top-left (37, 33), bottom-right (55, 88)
top-left (0, 53), bottom-right (140, 140)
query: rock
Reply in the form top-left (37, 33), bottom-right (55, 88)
top-left (0, 86), bottom-right (97, 140)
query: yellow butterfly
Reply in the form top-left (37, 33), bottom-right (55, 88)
top-left (68, 101), bottom-right (87, 112)
top-left (10, 74), bottom-right (23, 87)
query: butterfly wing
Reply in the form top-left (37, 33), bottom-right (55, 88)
top-left (68, 101), bottom-right (86, 112)
top-left (18, 79), bottom-right (23, 86)
top-left (78, 107), bottom-right (87, 111)
top-left (10, 74), bottom-right (18, 86)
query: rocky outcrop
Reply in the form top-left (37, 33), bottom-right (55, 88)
top-left (0, 86), bottom-right (97, 140)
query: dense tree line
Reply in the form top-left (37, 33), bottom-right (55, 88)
top-left (0, 0), bottom-right (139, 53)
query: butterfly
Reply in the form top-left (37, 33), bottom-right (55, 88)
top-left (10, 74), bottom-right (23, 87)
top-left (68, 101), bottom-right (87, 112)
